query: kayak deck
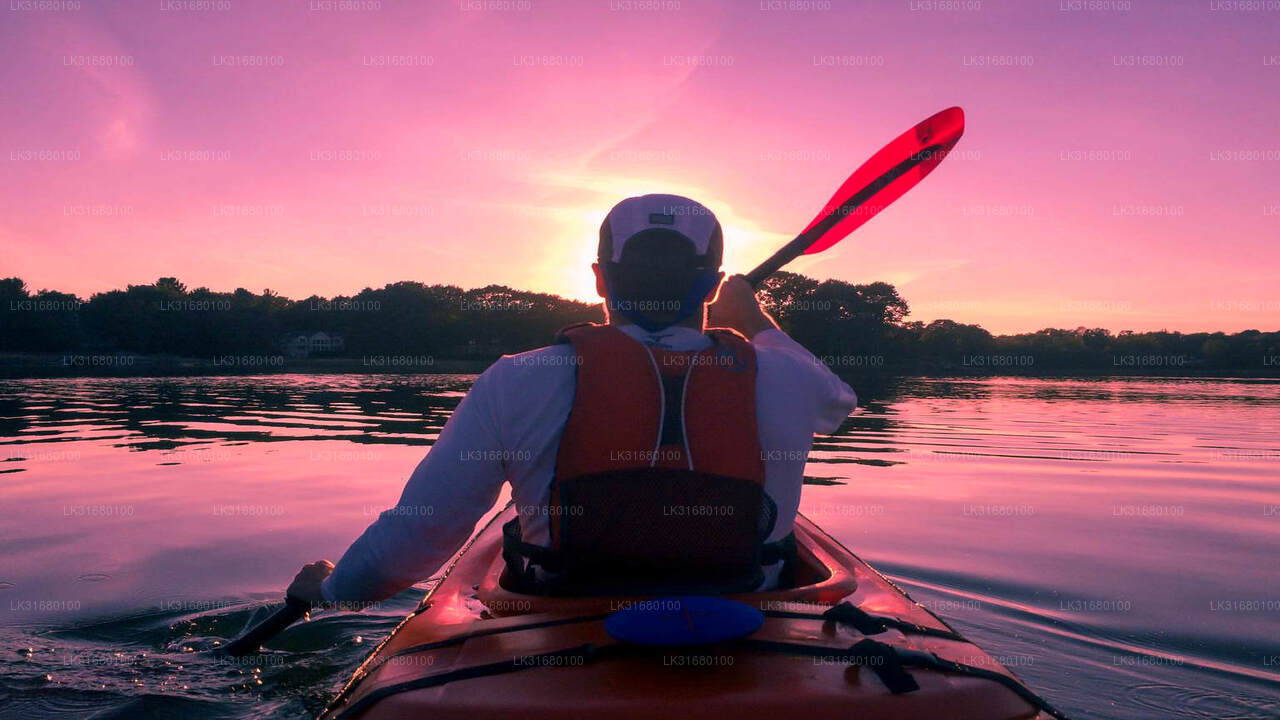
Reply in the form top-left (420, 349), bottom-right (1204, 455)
top-left (321, 503), bottom-right (1058, 720)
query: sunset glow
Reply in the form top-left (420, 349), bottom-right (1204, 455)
top-left (3, 2), bottom-right (1278, 333)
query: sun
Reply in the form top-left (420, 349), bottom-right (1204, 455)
top-left (562, 265), bottom-right (603, 304)
top-left (529, 206), bottom-right (606, 304)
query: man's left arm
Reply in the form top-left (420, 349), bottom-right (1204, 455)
top-left (288, 366), bottom-right (509, 605)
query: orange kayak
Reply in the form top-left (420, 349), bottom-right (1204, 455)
top-left (321, 503), bottom-right (1065, 720)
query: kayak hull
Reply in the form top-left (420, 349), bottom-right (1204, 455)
top-left (321, 503), bottom-right (1053, 720)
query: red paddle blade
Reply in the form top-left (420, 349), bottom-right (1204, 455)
top-left (801, 106), bottom-right (965, 255)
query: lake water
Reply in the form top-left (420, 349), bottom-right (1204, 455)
top-left (2, 375), bottom-right (1278, 719)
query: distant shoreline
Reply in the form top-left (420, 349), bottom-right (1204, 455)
top-left (0, 353), bottom-right (494, 379)
top-left (7, 274), bottom-right (1278, 382)
top-left (3, 352), bottom-right (1277, 380)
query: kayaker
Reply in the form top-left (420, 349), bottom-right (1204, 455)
top-left (288, 194), bottom-right (857, 604)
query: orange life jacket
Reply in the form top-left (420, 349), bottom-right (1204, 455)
top-left (502, 324), bottom-right (792, 596)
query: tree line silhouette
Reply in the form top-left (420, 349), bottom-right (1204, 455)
top-left (2, 274), bottom-right (1277, 374)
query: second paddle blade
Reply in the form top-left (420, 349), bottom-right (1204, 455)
top-left (801, 106), bottom-right (965, 255)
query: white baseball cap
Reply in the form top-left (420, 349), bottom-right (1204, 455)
top-left (598, 194), bottom-right (723, 267)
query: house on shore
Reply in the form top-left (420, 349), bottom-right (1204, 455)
top-left (448, 338), bottom-right (504, 357)
top-left (280, 331), bottom-right (345, 358)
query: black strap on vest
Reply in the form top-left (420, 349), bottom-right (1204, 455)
top-left (503, 516), bottom-right (564, 574)
top-left (659, 371), bottom-right (688, 448)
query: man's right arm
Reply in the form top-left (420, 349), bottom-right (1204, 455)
top-left (709, 275), bottom-right (856, 432)
top-left (752, 329), bottom-right (857, 433)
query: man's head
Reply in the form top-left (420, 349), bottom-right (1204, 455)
top-left (592, 194), bottom-right (724, 331)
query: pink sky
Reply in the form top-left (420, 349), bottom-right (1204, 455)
top-left (2, 1), bottom-right (1278, 334)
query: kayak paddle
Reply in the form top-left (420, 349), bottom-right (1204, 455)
top-left (744, 106), bottom-right (965, 288)
top-left (217, 596), bottom-right (311, 657)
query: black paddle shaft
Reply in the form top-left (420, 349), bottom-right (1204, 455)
top-left (743, 143), bottom-right (947, 289)
top-left (219, 596), bottom-right (311, 657)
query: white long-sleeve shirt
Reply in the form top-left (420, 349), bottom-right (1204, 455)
top-left (321, 324), bottom-right (857, 603)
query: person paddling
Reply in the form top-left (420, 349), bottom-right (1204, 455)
top-left (288, 194), bottom-right (857, 604)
